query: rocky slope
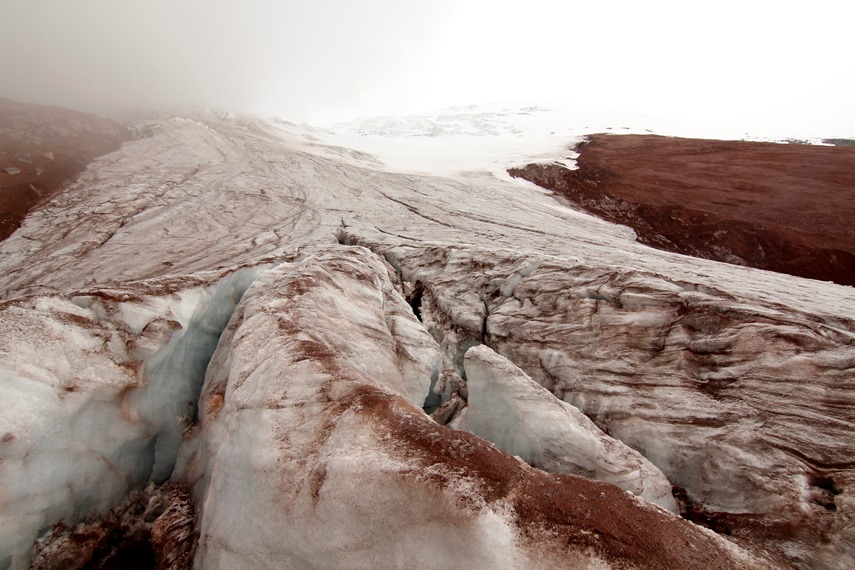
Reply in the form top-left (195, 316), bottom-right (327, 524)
top-left (0, 98), bottom-right (129, 242)
top-left (0, 105), bottom-right (853, 569)
top-left (509, 134), bottom-right (855, 286)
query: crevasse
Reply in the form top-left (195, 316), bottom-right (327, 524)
top-left (135, 267), bottom-right (266, 483)
top-left (0, 267), bottom-right (266, 569)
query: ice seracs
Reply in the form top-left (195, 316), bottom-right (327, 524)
top-left (379, 242), bottom-right (855, 567)
top-left (0, 103), bottom-right (852, 568)
top-left (461, 344), bottom-right (678, 512)
top-left (175, 245), bottom-right (764, 569)
top-left (0, 267), bottom-right (264, 568)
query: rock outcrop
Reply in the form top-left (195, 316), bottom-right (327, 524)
top-left (29, 482), bottom-right (195, 570)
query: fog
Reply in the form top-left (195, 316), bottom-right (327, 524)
top-left (2, 0), bottom-right (454, 123)
top-left (3, 0), bottom-right (854, 134)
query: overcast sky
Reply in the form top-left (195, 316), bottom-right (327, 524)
top-left (3, 0), bottom-right (854, 135)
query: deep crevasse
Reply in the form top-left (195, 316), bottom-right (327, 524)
top-left (136, 267), bottom-right (266, 483)
top-left (0, 266), bottom-right (265, 569)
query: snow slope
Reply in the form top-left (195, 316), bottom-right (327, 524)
top-left (0, 103), bottom-right (852, 568)
top-left (310, 101), bottom-right (827, 177)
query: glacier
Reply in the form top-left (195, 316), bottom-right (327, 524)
top-left (461, 344), bottom-right (678, 512)
top-left (0, 105), bottom-right (852, 569)
top-left (0, 268), bottom-right (264, 567)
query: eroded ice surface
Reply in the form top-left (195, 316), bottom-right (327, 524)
top-left (175, 245), bottom-right (759, 569)
top-left (0, 106), bottom-right (852, 568)
top-left (0, 267), bottom-right (264, 567)
top-left (462, 344), bottom-right (677, 512)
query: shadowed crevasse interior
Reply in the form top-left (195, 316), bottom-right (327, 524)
top-left (134, 267), bottom-right (266, 483)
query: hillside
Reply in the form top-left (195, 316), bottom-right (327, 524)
top-left (510, 134), bottom-right (855, 286)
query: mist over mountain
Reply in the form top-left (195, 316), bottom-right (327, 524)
top-left (3, 1), bottom-right (854, 133)
top-left (0, 0), bottom-right (453, 124)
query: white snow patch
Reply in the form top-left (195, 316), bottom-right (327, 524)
top-left (306, 100), bottom-right (771, 178)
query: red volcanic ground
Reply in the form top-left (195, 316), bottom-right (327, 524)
top-left (0, 98), bottom-right (129, 242)
top-left (510, 134), bottom-right (855, 287)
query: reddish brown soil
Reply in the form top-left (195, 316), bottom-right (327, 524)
top-left (509, 134), bottom-right (855, 287)
top-left (0, 98), bottom-right (129, 242)
top-left (349, 384), bottom-right (766, 569)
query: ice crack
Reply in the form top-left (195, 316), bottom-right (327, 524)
top-left (135, 267), bottom-right (266, 483)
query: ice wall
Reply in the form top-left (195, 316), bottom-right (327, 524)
top-left (461, 345), bottom-right (678, 511)
top-left (172, 246), bottom-right (760, 569)
top-left (134, 268), bottom-right (265, 483)
top-left (0, 267), bottom-right (264, 569)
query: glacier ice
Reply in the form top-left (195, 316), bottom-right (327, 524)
top-left (135, 267), bottom-right (266, 483)
top-left (0, 267), bottom-right (264, 568)
top-left (0, 296), bottom-right (146, 567)
top-left (461, 344), bottom-right (678, 512)
top-left (0, 108), bottom-right (852, 568)
top-left (173, 245), bottom-right (759, 569)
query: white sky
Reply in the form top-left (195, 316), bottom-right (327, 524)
top-left (2, 0), bottom-right (854, 136)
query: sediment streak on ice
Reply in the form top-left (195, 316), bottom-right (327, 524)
top-left (0, 109), bottom-right (851, 568)
top-left (176, 245), bottom-right (760, 569)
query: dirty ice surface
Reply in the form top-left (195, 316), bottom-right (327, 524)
top-left (0, 102), bottom-right (853, 569)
